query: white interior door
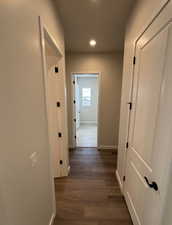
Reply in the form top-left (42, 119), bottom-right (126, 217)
top-left (75, 77), bottom-right (80, 129)
top-left (46, 63), bottom-right (61, 178)
top-left (46, 59), bottom-right (68, 177)
top-left (124, 2), bottom-right (172, 225)
top-left (45, 37), bottom-right (69, 177)
top-left (72, 75), bottom-right (77, 147)
top-left (54, 58), bottom-right (69, 177)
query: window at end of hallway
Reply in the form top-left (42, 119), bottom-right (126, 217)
top-left (82, 88), bottom-right (91, 106)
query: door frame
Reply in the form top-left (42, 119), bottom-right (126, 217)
top-left (39, 16), bottom-right (65, 218)
top-left (121, 0), bottom-right (170, 194)
top-left (71, 72), bottom-right (101, 148)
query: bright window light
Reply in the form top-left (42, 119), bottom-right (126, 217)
top-left (82, 88), bottom-right (91, 106)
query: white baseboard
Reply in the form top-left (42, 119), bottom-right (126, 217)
top-left (98, 145), bottom-right (117, 150)
top-left (49, 213), bottom-right (55, 225)
top-left (70, 145), bottom-right (118, 151)
top-left (116, 170), bottom-right (123, 194)
top-left (80, 121), bottom-right (97, 124)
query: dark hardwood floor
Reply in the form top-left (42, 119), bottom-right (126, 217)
top-left (53, 148), bottom-right (133, 225)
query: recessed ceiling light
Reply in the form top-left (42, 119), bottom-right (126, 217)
top-left (89, 39), bottom-right (96, 47)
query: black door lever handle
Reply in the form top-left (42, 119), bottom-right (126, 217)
top-left (127, 102), bottom-right (132, 110)
top-left (144, 176), bottom-right (158, 191)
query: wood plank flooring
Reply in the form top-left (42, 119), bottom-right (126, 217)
top-left (53, 148), bottom-right (133, 225)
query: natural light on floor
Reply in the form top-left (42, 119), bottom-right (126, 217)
top-left (76, 124), bottom-right (97, 147)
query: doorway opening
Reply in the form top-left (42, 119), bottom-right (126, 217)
top-left (72, 73), bottom-right (100, 148)
top-left (39, 16), bottom-right (69, 181)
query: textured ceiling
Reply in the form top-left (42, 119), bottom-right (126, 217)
top-left (55, 0), bottom-right (135, 52)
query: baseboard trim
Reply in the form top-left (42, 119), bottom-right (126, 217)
top-left (80, 121), bottom-right (97, 124)
top-left (49, 213), bottom-right (55, 225)
top-left (70, 145), bottom-right (118, 151)
top-left (98, 145), bottom-right (117, 150)
top-left (116, 170), bottom-right (123, 194)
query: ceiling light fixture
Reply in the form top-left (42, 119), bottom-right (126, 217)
top-left (89, 39), bottom-right (96, 47)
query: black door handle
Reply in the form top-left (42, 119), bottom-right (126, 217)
top-left (144, 176), bottom-right (158, 191)
top-left (127, 102), bottom-right (132, 110)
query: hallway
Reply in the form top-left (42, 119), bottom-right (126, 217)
top-left (54, 148), bottom-right (132, 225)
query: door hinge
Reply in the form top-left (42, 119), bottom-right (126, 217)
top-left (133, 56), bottom-right (136, 65)
top-left (60, 160), bottom-right (63, 165)
top-left (126, 142), bottom-right (129, 149)
top-left (56, 102), bottom-right (60, 107)
top-left (73, 80), bottom-right (75, 84)
top-left (73, 100), bottom-right (76, 104)
top-left (55, 67), bottom-right (59, 73)
top-left (123, 176), bottom-right (126, 182)
top-left (58, 132), bottom-right (62, 138)
top-left (74, 135), bottom-right (76, 139)
top-left (74, 119), bottom-right (76, 122)
top-left (128, 102), bottom-right (132, 110)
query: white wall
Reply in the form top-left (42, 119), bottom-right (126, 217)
top-left (66, 52), bottom-right (123, 148)
top-left (117, 0), bottom-right (169, 189)
top-left (77, 76), bottom-right (98, 124)
top-left (0, 1), bottom-right (67, 225)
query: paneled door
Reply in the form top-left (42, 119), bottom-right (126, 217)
top-left (124, 2), bottom-right (172, 225)
top-left (46, 64), bottom-right (61, 178)
top-left (75, 77), bottom-right (80, 130)
top-left (71, 75), bottom-right (77, 148)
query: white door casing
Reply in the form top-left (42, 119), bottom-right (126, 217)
top-left (124, 2), bottom-right (172, 225)
top-left (40, 18), bottom-right (69, 179)
top-left (71, 73), bottom-right (101, 148)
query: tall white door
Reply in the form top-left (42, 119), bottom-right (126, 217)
top-left (46, 64), bottom-right (61, 178)
top-left (124, 2), bottom-right (172, 225)
top-left (71, 75), bottom-right (77, 147)
top-left (75, 77), bottom-right (80, 130)
top-left (46, 56), bottom-right (68, 177)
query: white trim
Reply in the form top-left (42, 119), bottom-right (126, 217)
top-left (39, 15), bottom-right (69, 179)
top-left (71, 72), bottom-right (101, 148)
top-left (49, 213), bottom-right (55, 225)
top-left (97, 73), bottom-right (101, 149)
top-left (39, 16), bottom-right (57, 216)
top-left (80, 121), bottom-right (97, 124)
top-left (77, 146), bottom-right (98, 148)
top-left (133, 0), bottom-right (169, 45)
top-left (116, 170), bottom-right (123, 194)
top-left (76, 74), bottom-right (98, 78)
top-left (40, 20), bottom-right (63, 58)
top-left (125, 191), bottom-right (141, 225)
top-left (98, 145), bottom-right (117, 150)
